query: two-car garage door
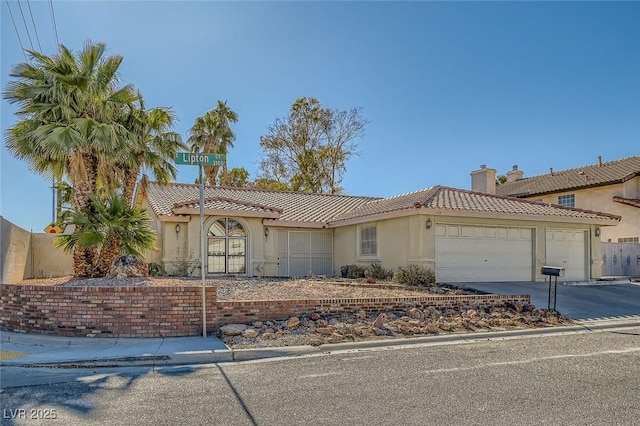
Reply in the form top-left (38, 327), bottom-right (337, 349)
top-left (435, 224), bottom-right (533, 282)
top-left (435, 224), bottom-right (588, 282)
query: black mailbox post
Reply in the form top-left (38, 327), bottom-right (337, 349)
top-left (541, 266), bottom-right (565, 312)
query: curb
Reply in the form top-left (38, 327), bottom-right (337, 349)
top-left (3, 320), bottom-right (639, 368)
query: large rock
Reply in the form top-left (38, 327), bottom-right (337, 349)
top-left (285, 316), bottom-right (301, 328)
top-left (109, 255), bottom-right (148, 277)
top-left (221, 324), bottom-right (248, 336)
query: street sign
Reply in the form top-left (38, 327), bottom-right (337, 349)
top-left (176, 152), bottom-right (225, 166)
top-left (44, 223), bottom-right (64, 234)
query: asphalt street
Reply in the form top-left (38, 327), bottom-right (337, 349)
top-left (1, 326), bottom-right (639, 426)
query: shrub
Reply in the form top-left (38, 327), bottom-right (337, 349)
top-left (393, 264), bottom-right (436, 287)
top-left (344, 265), bottom-right (366, 279)
top-left (365, 263), bottom-right (394, 281)
top-left (148, 262), bottom-right (165, 277)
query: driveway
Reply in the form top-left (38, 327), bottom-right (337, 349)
top-left (453, 281), bottom-right (640, 320)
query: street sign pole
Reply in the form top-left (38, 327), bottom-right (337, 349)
top-left (199, 164), bottom-right (206, 338)
top-left (175, 152), bottom-right (225, 338)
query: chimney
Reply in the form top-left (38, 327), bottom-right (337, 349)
top-left (598, 155), bottom-right (603, 166)
top-left (506, 164), bottom-right (524, 182)
top-left (471, 164), bottom-right (497, 194)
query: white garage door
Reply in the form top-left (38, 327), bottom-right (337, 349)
top-left (545, 229), bottom-right (586, 281)
top-left (435, 224), bottom-right (533, 282)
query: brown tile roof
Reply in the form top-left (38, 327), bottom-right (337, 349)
top-left (496, 156), bottom-right (640, 197)
top-left (329, 186), bottom-right (620, 224)
top-left (142, 182), bottom-right (619, 227)
top-left (613, 196), bottom-right (640, 208)
top-left (143, 181), bottom-right (377, 223)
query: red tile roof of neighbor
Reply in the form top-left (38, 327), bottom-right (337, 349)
top-left (142, 181), bottom-right (620, 227)
top-left (496, 156), bottom-right (640, 197)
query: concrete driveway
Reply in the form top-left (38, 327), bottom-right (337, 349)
top-left (453, 281), bottom-right (640, 321)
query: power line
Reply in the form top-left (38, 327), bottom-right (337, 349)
top-left (49, 0), bottom-right (60, 47)
top-left (26, 0), bottom-right (42, 51)
top-left (16, 0), bottom-right (35, 50)
top-left (5, 1), bottom-right (29, 61)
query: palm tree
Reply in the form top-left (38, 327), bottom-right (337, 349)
top-left (55, 192), bottom-right (156, 277)
top-left (91, 93), bottom-right (186, 274)
top-left (4, 41), bottom-right (136, 277)
top-left (119, 92), bottom-right (186, 205)
top-left (188, 100), bottom-right (238, 185)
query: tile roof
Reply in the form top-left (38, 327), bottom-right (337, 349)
top-left (142, 182), bottom-right (619, 227)
top-left (143, 182), bottom-right (377, 223)
top-left (329, 186), bottom-right (620, 224)
top-left (496, 156), bottom-right (640, 197)
top-left (613, 196), bottom-right (640, 209)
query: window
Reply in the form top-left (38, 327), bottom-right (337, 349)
top-left (207, 218), bottom-right (246, 274)
top-left (359, 225), bottom-right (377, 257)
top-left (618, 237), bottom-right (639, 243)
top-left (557, 194), bottom-right (575, 208)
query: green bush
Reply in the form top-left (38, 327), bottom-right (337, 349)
top-left (365, 263), bottom-right (394, 280)
top-left (393, 264), bottom-right (436, 287)
top-left (345, 265), bottom-right (366, 279)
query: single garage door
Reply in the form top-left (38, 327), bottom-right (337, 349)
top-left (435, 224), bottom-right (533, 282)
top-left (545, 229), bottom-right (586, 281)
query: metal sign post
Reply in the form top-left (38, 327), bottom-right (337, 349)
top-left (176, 152), bottom-right (225, 338)
top-left (199, 164), bottom-right (206, 337)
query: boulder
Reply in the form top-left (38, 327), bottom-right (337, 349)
top-left (220, 324), bottom-right (248, 336)
top-left (285, 316), bottom-right (300, 328)
top-left (407, 308), bottom-right (424, 319)
top-left (109, 255), bottom-right (148, 277)
top-left (373, 313), bottom-right (386, 328)
top-left (242, 328), bottom-right (260, 339)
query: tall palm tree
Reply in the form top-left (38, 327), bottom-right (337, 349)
top-left (188, 100), bottom-right (238, 185)
top-left (4, 41), bottom-right (136, 277)
top-left (91, 93), bottom-right (186, 275)
top-left (119, 92), bottom-right (185, 205)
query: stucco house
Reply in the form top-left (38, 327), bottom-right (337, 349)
top-left (476, 156), bottom-right (639, 277)
top-left (137, 181), bottom-right (619, 282)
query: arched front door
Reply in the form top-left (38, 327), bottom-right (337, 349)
top-left (207, 218), bottom-right (246, 274)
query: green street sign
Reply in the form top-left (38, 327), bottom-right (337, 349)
top-left (176, 152), bottom-right (225, 166)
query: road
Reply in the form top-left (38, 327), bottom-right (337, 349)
top-left (1, 327), bottom-right (639, 425)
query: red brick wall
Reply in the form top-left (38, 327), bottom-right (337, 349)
top-left (1, 284), bottom-right (530, 337)
top-left (216, 294), bottom-right (531, 325)
top-left (0, 285), bottom-right (217, 337)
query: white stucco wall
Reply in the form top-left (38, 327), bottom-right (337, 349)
top-left (334, 214), bottom-right (602, 281)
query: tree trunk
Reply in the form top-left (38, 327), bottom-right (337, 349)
top-left (95, 236), bottom-right (122, 277)
top-left (122, 168), bottom-right (139, 206)
top-left (70, 153), bottom-right (99, 278)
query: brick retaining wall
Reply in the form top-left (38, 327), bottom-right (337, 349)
top-left (0, 284), bottom-right (530, 337)
top-left (217, 294), bottom-right (531, 325)
top-left (0, 285), bottom-right (217, 337)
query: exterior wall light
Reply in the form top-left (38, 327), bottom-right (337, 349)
top-left (175, 224), bottom-right (181, 234)
top-left (426, 218), bottom-right (432, 229)
top-left (595, 228), bottom-right (601, 237)
top-left (264, 227), bottom-right (269, 237)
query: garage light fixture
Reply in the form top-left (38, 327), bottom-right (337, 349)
top-left (425, 218), bottom-right (432, 229)
top-left (595, 228), bottom-right (601, 237)
top-left (264, 227), bottom-right (269, 237)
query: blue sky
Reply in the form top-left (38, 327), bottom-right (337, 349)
top-left (2, 1), bottom-right (639, 232)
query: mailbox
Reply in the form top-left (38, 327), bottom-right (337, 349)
top-left (541, 266), bottom-right (565, 277)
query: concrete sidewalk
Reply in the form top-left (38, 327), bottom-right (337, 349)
top-left (2, 316), bottom-right (640, 369)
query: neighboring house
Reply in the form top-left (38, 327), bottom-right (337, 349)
top-left (137, 181), bottom-right (619, 283)
top-left (479, 156), bottom-right (640, 276)
top-left (487, 156), bottom-right (639, 243)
